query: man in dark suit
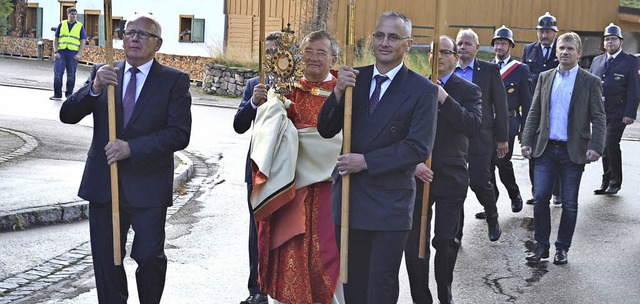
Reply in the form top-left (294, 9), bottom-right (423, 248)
top-left (60, 13), bottom-right (192, 304)
top-left (232, 31), bottom-right (281, 304)
top-left (489, 26), bottom-right (533, 214)
top-left (317, 11), bottom-right (438, 304)
top-left (589, 23), bottom-right (640, 195)
top-left (404, 35), bottom-right (482, 304)
top-left (522, 12), bottom-right (561, 206)
top-left (454, 28), bottom-right (508, 242)
top-left (522, 32), bottom-right (605, 265)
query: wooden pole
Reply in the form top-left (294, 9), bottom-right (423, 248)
top-left (258, 0), bottom-right (266, 83)
top-left (103, 0), bottom-right (121, 266)
top-left (340, 0), bottom-right (356, 284)
top-left (419, 0), bottom-right (445, 259)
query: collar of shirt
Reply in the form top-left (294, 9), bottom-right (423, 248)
top-left (608, 48), bottom-right (623, 61)
top-left (456, 58), bottom-right (475, 71)
top-left (495, 56), bottom-right (511, 64)
top-left (556, 64), bottom-right (580, 79)
top-left (302, 73), bottom-right (334, 83)
top-left (125, 59), bottom-right (153, 78)
top-left (373, 61), bottom-right (403, 82)
top-left (439, 70), bottom-right (455, 86)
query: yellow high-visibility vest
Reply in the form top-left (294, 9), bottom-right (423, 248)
top-left (58, 20), bottom-right (83, 51)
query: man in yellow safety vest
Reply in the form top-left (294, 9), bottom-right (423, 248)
top-left (51, 7), bottom-right (86, 100)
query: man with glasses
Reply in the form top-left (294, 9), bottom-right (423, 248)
top-left (489, 26), bottom-right (533, 214)
top-left (233, 31), bottom-right (281, 304)
top-left (50, 7), bottom-right (86, 100)
top-left (454, 29), bottom-right (508, 243)
top-left (590, 23), bottom-right (640, 195)
top-left (318, 11), bottom-right (438, 303)
top-left (60, 13), bottom-right (192, 303)
top-left (404, 35), bottom-right (482, 304)
top-left (249, 30), bottom-right (344, 304)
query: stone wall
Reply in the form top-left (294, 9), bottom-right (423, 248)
top-left (202, 63), bottom-right (258, 97)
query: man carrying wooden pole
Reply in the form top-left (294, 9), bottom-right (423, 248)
top-left (318, 11), bottom-right (438, 304)
top-left (60, 9), bottom-right (192, 303)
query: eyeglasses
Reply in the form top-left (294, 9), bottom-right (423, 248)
top-left (372, 32), bottom-right (410, 43)
top-left (124, 29), bottom-right (159, 40)
top-left (302, 49), bottom-right (332, 59)
top-left (438, 49), bottom-right (457, 56)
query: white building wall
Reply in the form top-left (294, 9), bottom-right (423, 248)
top-left (36, 0), bottom-right (225, 57)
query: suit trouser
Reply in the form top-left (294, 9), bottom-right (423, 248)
top-left (492, 134), bottom-right (520, 200)
top-left (89, 200), bottom-right (168, 304)
top-left (601, 118), bottom-right (626, 186)
top-left (336, 227), bottom-right (408, 304)
top-left (245, 182), bottom-right (263, 295)
top-left (467, 128), bottom-right (498, 219)
top-left (405, 192), bottom-right (464, 304)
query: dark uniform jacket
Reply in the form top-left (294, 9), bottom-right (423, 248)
top-left (490, 58), bottom-right (534, 137)
top-left (589, 50), bottom-right (640, 120)
top-left (522, 40), bottom-right (559, 88)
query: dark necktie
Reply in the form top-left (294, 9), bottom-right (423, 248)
top-left (544, 46), bottom-right (551, 61)
top-left (605, 56), bottom-right (613, 69)
top-left (369, 74), bottom-right (389, 114)
top-left (123, 67), bottom-right (139, 127)
top-left (498, 61), bottom-right (504, 69)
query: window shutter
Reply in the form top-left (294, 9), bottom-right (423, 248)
top-left (98, 15), bottom-right (105, 47)
top-left (36, 7), bottom-right (43, 38)
top-left (192, 18), bottom-right (205, 43)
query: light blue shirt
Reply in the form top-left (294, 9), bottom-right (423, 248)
top-left (549, 64), bottom-right (580, 141)
top-left (439, 70), bottom-right (454, 86)
top-left (455, 58), bottom-right (475, 83)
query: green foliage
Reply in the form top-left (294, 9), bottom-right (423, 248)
top-left (620, 0), bottom-right (640, 9)
top-left (0, 0), bottom-right (13, 36)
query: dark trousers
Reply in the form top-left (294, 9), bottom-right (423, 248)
top-left (405, 194), bottom-right (464, 304)
top-left (492, 134), bottom-right (521, 200)
top-left (53, 54), bottom-right (78, 97)
top-left (601, 118), bottom-right (626, 186)
top-left (336, 227), bottom-right (408, 304)
top-left (89, 200), bottom-right (168, 304)
top-left (467, 129), bottom-right (498, 219)
top-left (245, 182), bottom-right (263, 295)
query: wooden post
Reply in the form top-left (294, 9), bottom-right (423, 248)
top-left (258, 0), bottom-right (266, 83)
top-left (419, 0), bottom-right (445, 259)
top-left (340, 0), bottom-right (356, 284)
top-left (103, 0), bottom-right (121, 266)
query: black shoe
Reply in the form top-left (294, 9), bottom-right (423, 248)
top-left (553, 249), bottom-right (568, 265)
top-left (511, 194), bottom-right (523, 213)
top-left (605, 182), bottom-right (621, 195)
top-left (240, 294), bottom-right (268, 304)
top-left (526, 198), bottom-right (535, 205)
top-left (526, 246), bottom-right (550, 263)
top-left (552, 195), bottom-right (562, 205)
top-left (475, 211), bottom-right (486, 219)
top-left (49, 95), bottom-right (62, 100)
top-left (594, 180), bottom-right (609, 195)
top-left (487, 219), bottom-right (501, 241)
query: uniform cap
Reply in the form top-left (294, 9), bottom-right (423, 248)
top-left (537, 12), bottom-right (558, 32)
top-left (492, 25), bottom-right (515, 47)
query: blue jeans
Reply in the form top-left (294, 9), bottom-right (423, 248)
top-left (533, 142), bottom-right (585, 251)
top-left (53, 55), bottom-right (78, 97)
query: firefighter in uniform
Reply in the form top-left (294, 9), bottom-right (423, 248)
top-left (489, 26), bottom-right (533, 214)
top-left (589, 23), bottom-right (640, 195)
top-left (521, 12), bottom-right (561, 205)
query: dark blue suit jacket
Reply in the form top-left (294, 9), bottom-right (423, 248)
top-left (60, 60), bottom-right (192, 207)
top-left (234, 76), bottom-right (260, 184)
top-left (491, 58), bottom-right (534, 136)
top-left (522, 40), bottom-right (559, 89)
top-left (317, 64), bottom-right (438, 231)
top-left (427, 73), bottom-right (482, 198)
top-left (589, 51), bottom-right (640, 120)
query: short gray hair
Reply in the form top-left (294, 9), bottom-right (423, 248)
top-left (301, 30), bottom-right (340, 56)
top-left (376, 11), bottom-right (412, 37)
top-left (126, 12), bottom-right (162, 37)
top-left (456, 29), bottom-right (479, 46)
top-left (557, 32), bottom-right (582, 53)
